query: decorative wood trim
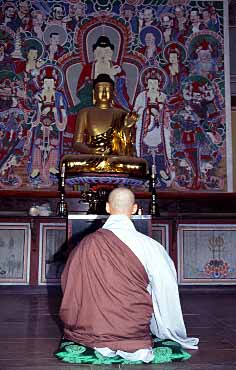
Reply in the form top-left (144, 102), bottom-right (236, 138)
top-left (1, 189), bottom-right (236, 200)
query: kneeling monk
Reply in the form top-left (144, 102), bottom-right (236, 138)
top-left (57, 188), bottom-right (198, 364)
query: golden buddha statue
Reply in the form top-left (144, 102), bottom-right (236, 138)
top-left (61, 74), bottom-right (148, 181)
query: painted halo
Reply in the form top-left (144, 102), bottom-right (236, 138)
top-left (163, 41), bottom-right (187, 63)
top-left (38, 64), bottom-right (64, 89)
top-left (43, 24), bottom-right (68, 46)
top-left (21, 37), bottom-right (44, 59)
top-left (187, 31), bottom-right (222, 59)
top-left (139, 26), bottom-right (162, 47)
top-left (140, 66), bottom-right (168, 90)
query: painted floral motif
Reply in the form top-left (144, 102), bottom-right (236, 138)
top-left (204, 259), bottom-right (230, 279)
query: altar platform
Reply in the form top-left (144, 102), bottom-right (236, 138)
top-left (1, 190), bottom-right (236, 286)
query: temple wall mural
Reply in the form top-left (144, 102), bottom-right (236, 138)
top-left (0, 0), bottom-right (231, 191)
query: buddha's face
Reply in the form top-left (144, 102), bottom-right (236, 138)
top-left (94, 46), bottom-right (113, 63)
top-left (94, 82), bottom-right (113, 106)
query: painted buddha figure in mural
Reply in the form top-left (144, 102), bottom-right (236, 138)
top-left (61, 74), bottom-right (147, 178)
top-left (75, 35), bottom-right (131, 112)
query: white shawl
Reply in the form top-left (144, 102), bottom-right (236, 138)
top-left (103, 215), bottom-right (199, 351)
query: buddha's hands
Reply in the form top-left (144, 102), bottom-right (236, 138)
top-left (124, 111), bottom-right (139, 128)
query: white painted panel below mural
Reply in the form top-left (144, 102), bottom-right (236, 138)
top-left (178, 223), bottom-right (236, 284)
top-left (0, 223), bottom-right (31, 284)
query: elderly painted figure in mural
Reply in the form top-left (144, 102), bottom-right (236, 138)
top-left (173, 6), bottom-right (187, 35)
top-left (187, 8), bottom-right (206, 34)
top-left (159, 13), bottom-right (176, 44)
top-left (1, 3), bottom-right (21, 32)
top-left (120, 3), bottom-right (139, 34)
top-left (138, 26), bottom-right (162, 64)
top-left (64, 1), bottom-right (86, 32)
top-left (138, 6), bottom-right (157, 32)
top-left (31, 9), bottom-right (45, 40)
top-left (134, 67), bottom-right (173, 187)
top-left (29, 66), bottom-right (68, 187)
top-left (48, 3), bottom-right (67, 28)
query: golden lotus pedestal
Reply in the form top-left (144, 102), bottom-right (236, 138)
top-left (57, 154), bottom-right (148, 215)
top-left (60, 154), bottom-right (148, 187)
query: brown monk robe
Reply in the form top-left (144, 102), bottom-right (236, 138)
top-left (60, 228), bottom-right (153, 352)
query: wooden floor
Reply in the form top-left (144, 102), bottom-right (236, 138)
top-left (0, 286), bottom-right (236, 370)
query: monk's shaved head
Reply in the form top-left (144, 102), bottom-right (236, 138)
top-left (106, 187), bottom-right (137, 216)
